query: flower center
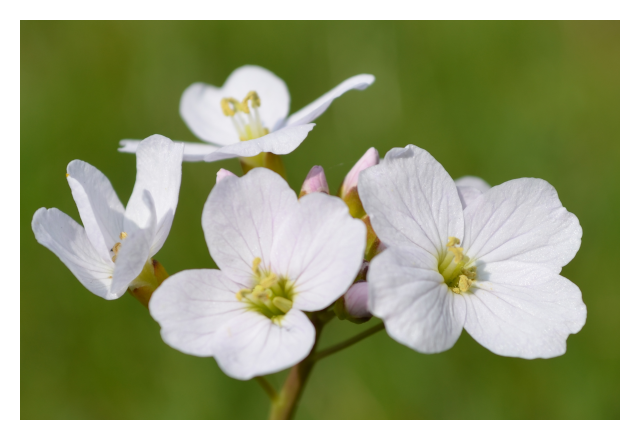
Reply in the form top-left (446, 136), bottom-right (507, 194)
top-left (220, 91), bottom-right (270, 141)
top-left (235, 257), bottom-right (295, 323)
top-left (110, 231), bottom-right (128, 262)
top-left (438, 237), bottom-right (477, 294)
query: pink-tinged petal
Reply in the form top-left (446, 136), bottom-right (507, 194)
top-left (216, 168), bottom-right (237, 183)
top-left (180, 66), bottom-right (290, 145)
top-left (368, 246), bottom-right (465, 353)
top-left (455, 176), bottom-right (491, 210)
top-left (124, 135), bottom-right (183, 256)
top-left (202, 168), bottom-right (298, 286)
top-left (340, 147), bottom-right (379, 196)
top-left (461, 261), bottom-right (586, 358)
top-left (344, 282), bottom-right (371, 319)
top-left (462, 178), bottom-right (581, 273)
top-left (271, 192), bottom-right (366, 311)
top-left (119, 139), bottom-right (220, 162)
top-left (286, 74), bottom-right (375, 127)
top-left (149, 269), bottom-right (246, 357)
top-left (300, 165), bottom-right (329, 196)
top-left (211, 308), bottom-right (315, 380)
top-left (359, 145), bottom-right (464, 258)
top-left (203, 124), bottom-right (315, 163)
top-left (66, 160), bottom-right (125, 262)
top-left (32, 208), bottom-right (115, 299)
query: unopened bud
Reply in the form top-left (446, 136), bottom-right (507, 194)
top-left (339, 147), bottom-right (379, 218)
top-left (344, 282), bottom-right (371, 319)
top-left (362, 215), bottom-right (385, 261)
top-left (299, 166), bottom-right (329, 198)
top-left (216, 168), bottom-right (237, 183)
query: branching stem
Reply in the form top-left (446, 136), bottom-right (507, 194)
top-left (313, 322), bottom-right (385, 362)
top-left (255, 376), bottom-right (278, 402)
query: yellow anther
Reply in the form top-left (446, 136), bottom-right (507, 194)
top-left (242, 90), bottom-right (261, 109)
top-left (260, 273), bottom-right (277, 289)
top-left (252, 257), bottom-right (262, 274)
top-left (235, 291), bottom-right (244, 301)
top-left (451, 287), bottom-right (460, 294)
top-left (119, 231), bottom-right (128, 240)
top-left (221, 98), bottom-right (235, 116)
top-left (447, 237), bottom-right (460, 247)
top-left (458, 275), bottom-right (472, 292)
top-left (448, 246), bottom-right (465, 264)
top-left (111, 242), bottom-right (122, 262)
top-left (65, 173), bottom-right (70, 178)
top-left (273, 297), bottom-right (293, 313)
top-left (462, 267), bottom-right (476, 280)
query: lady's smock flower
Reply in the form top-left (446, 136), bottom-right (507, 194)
top-left (359, 145), bottom-right (586, 358)
top-left (149, 168), bottom-right (366, 379)
top-left (120, 65), bottom-right (375, 163)
top-left (32, 135), bottom-right (183, 302)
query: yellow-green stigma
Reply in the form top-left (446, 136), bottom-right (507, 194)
top-left (438, 237), bottom-right (477, 294)
top-left (220, 91), bottom-right (270, 141)
top-left (236, 257), bottom-right (296, 324)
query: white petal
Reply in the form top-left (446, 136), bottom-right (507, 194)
top-left (202, 168), bottom-right (298, 285)
top-left (368, 246), bottom-right (465, 353)
top-left (119, 139), bottom-right (220, 162)
top-left (111, 192), bottom-right (157, 294)
top-left (149, 269), bottom-right (246, 357)
top-left (32, 208), bottom-right (115, 299)
top-left (66, 160), bottom-right (125, 262)
top-left (180, 66), bottom-right (290, 145)
top-left (271, 193), bottom-right (366, 311)
top-left (359, 145), bottom-right (464, 257)
top-left (455, 176), bottom-right (491, 210)
top-left (124, 135), bottom-right (183, 256)
top-left (211, 308), bottom-right (315, 380)
top-left (203, 124), bottom-right (315, 163)
top-left (461, 261), bottom-right (586, 358)
top-left (462, 178), bottom-right (582, 273)
top-left (286, 74), bottom-right (375, 127)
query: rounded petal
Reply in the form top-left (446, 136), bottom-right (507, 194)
top-left (202, 168), bottom-right (298, 285)
top-left (461, 261), bottom-right (586, 358)
top-left (359, 145), bottom-right (464, 257)
top-left (203, 124), bottom-right (315, 163)
top-left (455, 176), bottom-right (491, 210)
top-left (66, 160), bottom-right (125, 262)
top-left (119, 139), bottom-right (220, 162)
top-left (32, 208), bottom-right (116, 299)
top-left (344, 282), bottom-right (371, 319)
top-left (271, 192), bottom-right (366, 311)
top-left (463, 178), bottom-right (582, 273)
top-left (124, 134), bottom-right (184, 256)
top-left (286, 74), bottom-right (375, 127)
top-left (180, 66), bottom-right (290, 145)
top-left (149, 269), bottom-right (245, 357)
top-left (368, 246), bottom-right (465, 353)
top-left (211, 308), bottom-right (315, 380)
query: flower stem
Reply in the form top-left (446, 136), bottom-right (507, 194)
top-left (255, 376), bottom-right (278, 403)
top-left (312, 322), bottom-right (385, 362)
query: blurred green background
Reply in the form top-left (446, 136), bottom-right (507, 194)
top-left (21, 21), bottom-right (619, 419)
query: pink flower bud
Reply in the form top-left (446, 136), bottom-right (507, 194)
top-left (216, 168), bottom-right (237, 183)
top-left (339, 147), bottom-right (379, 197)
top-left (344, 282), bottom-right (372, 319)
top-left (299, 165), bottom-right (329, 197)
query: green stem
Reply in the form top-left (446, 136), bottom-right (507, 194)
top-left (255, 376), bottom-right (278, 402)
top-left (312, 322), bottom-right (385, 362)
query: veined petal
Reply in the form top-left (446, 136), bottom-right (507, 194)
top-left (285, 74), bottom-right (375, 127)
top-left (112, 192), bottom-right (157, 294)
top-left (149, 269), bottom-right (246, 357)
top-left (461, 261), bottom-right (586, 358)
top-left (66, 160), bottom-right (125, 262)
top-left (32, 208), bottom-right (115, 299)
top-left (203, 124), bottom-right (315, 163)
top-left (359, 145), bottom-right (464, 258)
top-left (119, 139), bottom-right (220, 162)
top-left (211, 308), bottom-right (315, 380)
top-left (124, 135), bottom-right (183, 256)
top-left (202, 168), bottom-right (298, 285)
top-left (462, 178), bottom-right (581, 273)
top-left (271, 192), bottom-right (366, 312)
top-left (455, 176), bottom-right (491, 210)
top-left (368, 246), bottom-right (465, 353)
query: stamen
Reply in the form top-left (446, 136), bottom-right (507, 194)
top-left (447, 237), bottom-right (460, 247)
top-left (111, 242), bottom-right (122, 262)
top-left (252, 257), bottom-right (262, 274)
top-left (439, 236), bottom-right (477, 295)
top-left (220, 91), bottom-right (269, 141)
top-left (273, 297), bottom-right (292, 313)
top-left (119, 231), bottom-right (128, 240)
top-left (65, 173), bottom-right (70, 178)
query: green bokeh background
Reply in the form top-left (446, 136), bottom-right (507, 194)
top-left (21, 21), bottom-right (619, 419)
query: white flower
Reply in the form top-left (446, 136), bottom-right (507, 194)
top-left (32, 135), bottom-right (184, 300)
top-left (120, 65), bottom-right (375, 163)
top-left (149, 168), bottom-right (366, 380)
top-left (359, 145), bottom-right (586, 358)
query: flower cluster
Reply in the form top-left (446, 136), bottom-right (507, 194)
top-left (32, 65), bottom-right (586, 417)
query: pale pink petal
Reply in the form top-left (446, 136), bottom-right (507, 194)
top-left (216, 168), bottom-right (237, 183)
top-left (300, 165), bottom-right (329, 195)
top-left (344, 282), bottom-right (371, 319)
top-left (340, 147), bottom-right (379, 196)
